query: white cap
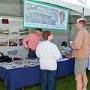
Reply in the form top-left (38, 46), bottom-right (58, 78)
top-left (77, 18), bottom-right (86, 23)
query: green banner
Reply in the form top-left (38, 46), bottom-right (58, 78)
top-left (24, 0), bottom-right (70, 31)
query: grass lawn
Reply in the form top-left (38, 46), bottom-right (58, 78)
top-left (0, 71), bottom-right (90, 90)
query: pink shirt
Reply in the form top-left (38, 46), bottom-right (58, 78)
top-left (22, 33), bottom-right (39, 50)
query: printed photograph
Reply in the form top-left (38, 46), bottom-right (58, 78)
top-left (19, 28), bottom-right (29, 36)
top-left (58, 10), bottom-right (66, 28)
top-left (0, 38), bottom-right (8, 46)
top-left (10, 31), bottom-right (19, 37)
top-left (19, 39), bottom-right (23, 46)
top-left (0, 29), bottom-right (9, 37)
top-left (9, 39), bottom-right (18, 46)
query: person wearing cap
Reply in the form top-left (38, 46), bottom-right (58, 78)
top-left (70, 18), bottom-right (90, 90)
top-left (22, 28), bottom-right (43, 59)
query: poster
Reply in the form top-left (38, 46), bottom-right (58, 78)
top-left (0, 19), bottom-right (29, 58)
top-left (24, 0), bottom-right (70, 30)
top-left (0, 38), bottom-right (8, 46)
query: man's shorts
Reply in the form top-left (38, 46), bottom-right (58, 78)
top-left (74, 58), bottom-right (88, 75)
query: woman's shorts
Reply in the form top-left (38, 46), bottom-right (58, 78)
top-left (74, 58), bottom-right (88, 75)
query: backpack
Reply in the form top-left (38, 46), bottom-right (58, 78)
top-left (0, 52), bottom-right (12, 62)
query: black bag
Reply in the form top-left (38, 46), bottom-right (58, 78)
top-left (0, 52), bottom-right (12, 62)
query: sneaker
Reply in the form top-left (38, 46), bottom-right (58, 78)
top-left (83, 88), bottom-right (86, 90)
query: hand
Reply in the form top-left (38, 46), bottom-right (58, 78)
top-left (70, 41), bottom-right (73, 46)
top-left (25, 46), bottom-right (29, 50)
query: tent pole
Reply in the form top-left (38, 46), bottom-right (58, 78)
top-left (82, 0), bottom-right (86, 18)
top-left (67, 23), bottom-right (72, 46)
top-left (20, 0), bottom-right (23, 16)
top-left (82, 7), bottom-right (84, 18)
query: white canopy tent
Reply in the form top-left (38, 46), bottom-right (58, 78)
top-left (0, 0), bottom-right (22, 17)
top-left (0, 0), bottom-right (90, 17)
top-left (83, 0), bottom-right (90, 16)
top-left (38, 0), bottom-right (90, 16)
top-left (0, 0), bottom-right (90, 56)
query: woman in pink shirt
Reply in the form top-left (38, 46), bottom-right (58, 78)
top-left (22, 28), bottom-right (42, 59)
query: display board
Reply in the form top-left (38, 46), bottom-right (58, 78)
top-left (24, 0), bottom-right (70, 31)
top-left (0, 18), bottom-right (29, 58)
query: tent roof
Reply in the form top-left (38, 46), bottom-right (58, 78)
top-left (38, 0), bottom-right (90, 16)
top-left (0, 0), bottom-right (22, 17)
top-left (0, 0), bottom-right (89, 17)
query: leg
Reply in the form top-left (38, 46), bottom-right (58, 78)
top-left (82, 72), bottom-right (88, 90)
top-left (28, 49), bottom-right (33, 59)
top-left (48, 70), bottom-right (56, 90)
top-left (75, 58), bottom-right (88, 90)
top-left (33, 51), bottom-right (37, 59)
top-left (75, 74), bottom-right (83, 90)
top-left (41, 70), bottom-right (48, 90)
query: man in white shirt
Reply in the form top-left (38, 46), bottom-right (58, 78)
top-left (36, 31), bottom-right (62, 90)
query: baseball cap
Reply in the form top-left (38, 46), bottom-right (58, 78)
top-left (35, 28), bottom-right (43, 32)
top-left (76, 18), bottom-right (86, 23)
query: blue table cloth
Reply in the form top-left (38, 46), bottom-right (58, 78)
top-left (0, 58), bottom-right (75, 90)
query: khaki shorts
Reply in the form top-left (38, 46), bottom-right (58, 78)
top-left (74, 58), bottom-right (88, 75)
